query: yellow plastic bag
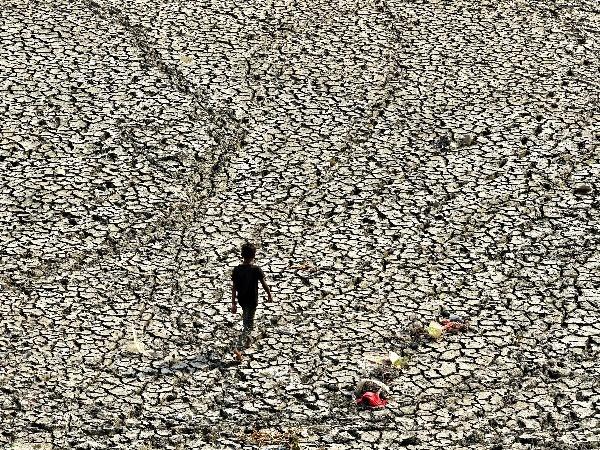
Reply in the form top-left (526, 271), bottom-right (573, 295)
top-left (426, 321), bottom-right (444, 339)
top-left (388, 351), bottom-right (409, 368)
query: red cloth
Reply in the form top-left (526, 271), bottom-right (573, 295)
top-left (356, 391), bottom-right (388, 408)
top-left (440, 319), bottom-right (468, 332)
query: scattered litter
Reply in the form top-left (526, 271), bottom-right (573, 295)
top-left (406, 309), bottom-right (472, 341)
top-left (440, 318), bottom-right (469, 332)
top-left (124, 325), bottom-right (151, 356)
top-left (439, 305), bottom-right (466, 322)
top-left (364, 351), bottom-right (410, 369)
top-left (388, 351), bottom-right (410, 369)
top-left (426, 321), bottom-right (444, 339)
top-left (362, 351), bottom-right (409, 382)
top-left (288, 261), bottom-right (318, 272)
top-left (357, 351), bottom-right (410, 384)
top-left (363, 352), bottom-right (387, 366)
top-left (408, 319), bottom-right (425, 337)
top-left (356, 391), bottom-right (388, 408)
top-left (355, 378), bottom-right (390, 398)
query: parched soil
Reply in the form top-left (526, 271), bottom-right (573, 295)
top-left (0, 0), bottom-right (599, 448)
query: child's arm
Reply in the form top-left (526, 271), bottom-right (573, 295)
top-left (260, 278), bottom-right (273, 302)
top-left (231, 284), bottom-right (237, 313)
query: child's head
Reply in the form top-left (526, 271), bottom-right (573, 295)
top-left (241, 242), bottom-right (256, 261)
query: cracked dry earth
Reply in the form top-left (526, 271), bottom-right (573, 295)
top-left (1, 0), bottom-right (600, 449)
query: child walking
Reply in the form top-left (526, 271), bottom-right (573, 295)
top-left (231, 242), bottom-right (272, 351)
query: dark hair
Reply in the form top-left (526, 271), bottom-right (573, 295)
top-left (241, 242), bottom-right (256, 260)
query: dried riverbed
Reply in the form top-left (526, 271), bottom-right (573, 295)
top-left (1, 0), bottom-right (599, 448)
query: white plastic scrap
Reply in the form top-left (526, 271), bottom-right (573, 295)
top-left (125, 325), bottom-right (151, 356)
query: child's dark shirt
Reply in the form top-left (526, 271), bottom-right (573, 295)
top-left (232, 264), bottom-right (265, 307)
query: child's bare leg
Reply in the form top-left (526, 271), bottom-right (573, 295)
top-left (242, 306), bottom-right (256, 348)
